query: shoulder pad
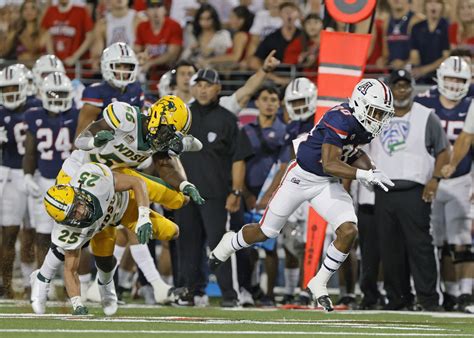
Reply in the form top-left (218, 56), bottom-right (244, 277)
top-left (103, 103), bottom-right (136, 132)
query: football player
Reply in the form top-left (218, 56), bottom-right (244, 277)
top-left (31, 162), bottom-right (186, 315)
top-left (415, 56), bottom-right (474, 312)
top-left (210, 79), bottom-right (395, 312)
top-left (281, 77), bottom-right (317, 305)
top-left (0, 65), bottom-right (42, 298)
top-left (23, 72), bottom-right (78, 267)
top-left (32, 55), bottom-right (66, 89)
top-left (77, 42), bottom-right (143, 135)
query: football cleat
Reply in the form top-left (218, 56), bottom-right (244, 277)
top-left (306, 287), bottom-right (334, 312)
top-left (30, 270), bottom-right (50, 314)
top-left (208, 232), bottom-right (236, 272)
top-left (156, 286), bottom-right (192, 306)
top-left (98, 281), bottom-right (118, 316)
top-left (73, 306), bottom-right (89, 315)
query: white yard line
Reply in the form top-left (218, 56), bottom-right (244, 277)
top-left (0, 330), bottom-right (472, 336)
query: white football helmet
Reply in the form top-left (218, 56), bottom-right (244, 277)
top-left (158, 70), bottom-right (175, 98)
top-left (40, 72), bottom-right (73, 114)
top-left (349, 79), bottom-right (395, 137)
top-left (284, 77), bottom-right (318, 121)
top-left (437, 56), bottom-right (471, 101)
top-left (32, 55), bottom-right (66, 87)
top-left (101, 42), bottom-right (139, 89)
top-left (0, 65), bottom-right (28, 110)
top-left (12, 63), bottom-right (36, 96)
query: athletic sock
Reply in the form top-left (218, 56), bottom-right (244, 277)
top-left (231, 230), bottom-right (250, 251)
top-left (129, 244), bottom-right (168, 289)
top-left (284, 268), bottom-right (299, 295)
top-left (39, 248), bottom-right (63, 282)
top-left (113, 245), bottom-right (126, 264)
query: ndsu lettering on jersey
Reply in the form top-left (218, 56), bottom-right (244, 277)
top-left (296, 103), bottom-right (373, 177)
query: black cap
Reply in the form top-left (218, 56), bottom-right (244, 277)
top-left (388, 69), bottom-right (413, 86)
top-left (193, 68), bottom-right (220, 85)
top-left (147, 0), bottom-right (164, 7)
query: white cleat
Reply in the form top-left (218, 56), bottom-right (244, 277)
top-left (306, 276), bottom-right (333, 312)
top-left (86, 277), bottom-right (101, 303)
top-left (209, 232), bottom-right (236, 271)
top-left (30, 270), bottom-right (50, 314)
top-left (98, 281), bottom-right (118, 316)
top-left (154, 284), bottom-right (191, 305)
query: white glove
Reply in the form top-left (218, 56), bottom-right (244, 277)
top-left (0, 126), bottom-right (8, 144)
top-left (182, 135), bottom-right (203, 152)
top-left (356, 169), bottom-right (394, 192)
top-left (24, 174), bottom-right (41, 197)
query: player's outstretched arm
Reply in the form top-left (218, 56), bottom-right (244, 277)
top-left (74, 119), bottom-right (114, 150)
top-left (442, 131), bottom-right (473, 178)
top-left (64, 248), bottom-right (88, 314)
top-left (113, 172), bottom-right (152, 244)
top-left (75, 104), bottom-right (102, 137)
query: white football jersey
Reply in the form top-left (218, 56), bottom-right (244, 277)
top-left (51, 162), bottom-right (129, 251)
top-left (62, 106), bottom-right (154, 177)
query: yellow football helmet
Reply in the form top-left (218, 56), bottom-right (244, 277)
top-left (146, 95), bottom-right (192, 152)
top-left (44, 185), bottom-right (99, 228)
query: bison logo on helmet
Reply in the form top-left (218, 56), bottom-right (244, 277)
top-left (357, 81), bottom-right (374, 95)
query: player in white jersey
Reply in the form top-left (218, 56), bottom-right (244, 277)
top-left (31, 162), bottom-right (186, 315)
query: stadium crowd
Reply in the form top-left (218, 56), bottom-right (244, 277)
top-left (0, 0), bottom-right (474, 314)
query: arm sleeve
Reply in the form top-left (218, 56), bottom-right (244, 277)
top-left (441, 20), bottom-right (450, 51)
top-left (168, 21), bottom-right (183, 46)
top-left (321, 111), bottom-right (350, 149)
top-left (254, 36), bottom-right (271, 60)
top-left (81, 85), bottom-right (104, 108)
top-left (219, 94), bottom-right (241, 115)
top-left (249, 12), bottom-right (262, 36)
top-left (135, 23), bottom-right (144, 46)
top-left (425, 112), bottom-right (449, 155)
top-left (278, 144), bottom-right (291, 163)
top-left (409, 24), bottom-right (420, 51)
top-left (82, 8), bottom-right (94, 32)
top-left (40, 7), bottom-right (53, 29)
top-left (463, 101), bottom-right (474, 134)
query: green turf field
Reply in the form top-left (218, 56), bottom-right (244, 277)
top-left (1, 300), bottom-right (474, 338)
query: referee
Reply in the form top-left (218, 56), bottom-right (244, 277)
top-left (369, 70), bottom-right (449, 311)
top-left (174, 69), bottom-right (253, 307)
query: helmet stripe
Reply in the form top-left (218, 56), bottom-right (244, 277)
top-left (106, 104), bottom-right (121, 128)
top-left (45, 192), bottom-right (67, 211)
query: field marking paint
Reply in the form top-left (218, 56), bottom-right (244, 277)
top-left (0, 329), bottom-right (472, 336)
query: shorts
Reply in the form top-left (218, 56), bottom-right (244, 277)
top-left (431, 174), bottom-right (472, 246)
top-left (260, 161), bottom-right (358, 238)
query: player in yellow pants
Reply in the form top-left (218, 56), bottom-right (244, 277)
top-left (55, 166), bottom-right (187, 257)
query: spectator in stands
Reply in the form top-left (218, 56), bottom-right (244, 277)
top-left (197, 6), bottom-right (254, 70)
top-left (249, 1), bottom-right (301, 86)
top-left (283, 13), bottom-right (322, 82)
top-left (0, 0), bottom-right (42, 67)
top-left (449, 0), bottom-right (474, 50)
top-left (169, 0), bottom-right (199, 27)
top-left (134, 0), bottom-right (182, 75)
top-left (244, 0), bottom-right (283, 63)
top-left (377, 0), bottom-right (424, 70)
top-left (181, 4), bottom-right (232, 64)
top-left (409, 0), bottom-right (450, 84)
top-left (91, 0), bottom-right (145, 68)
top-left (41, 0), bottom-right (95, 66)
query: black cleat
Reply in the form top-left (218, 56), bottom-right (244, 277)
top-left (169, 287), bottom-right (193, 306)
top-left (72, 306), bottom-right (89, 315)
top-left (208, 253), bottom-right (224, 272)
top-left (317, 295), bottom-right (334, 312)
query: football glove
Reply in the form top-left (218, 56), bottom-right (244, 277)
top-left (136, 206), bottom-right (153, 244)
top-left (182, 135), bottom-right (203, 152)
top-left (356, 169), bottom-right (394, 192)
top-left (24, 174), bottom-right (41, 197)
top-left (93, 130), bottom-right (115, 147)
top-left (180, 181), bottom-right (205, 205)
top-left (0, 126), bottom-right (8, 144)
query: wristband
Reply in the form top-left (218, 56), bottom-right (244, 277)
top-left (231, 189), bottom-right (242, 197)
top-left (355, 169), bottom-right (371, 180)
top-left (138, 206), bottom-right (150, 221)
top-left (179, 180), bottom-right (193, 192)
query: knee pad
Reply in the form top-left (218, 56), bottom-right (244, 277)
top-left (452, 245), bottom-right (474, 264)
top-left (94, 255), bottom-right (117, 272)
top-left (50, 244), bottom-right (65, 262)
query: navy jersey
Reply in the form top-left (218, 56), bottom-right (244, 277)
top-left (81, 81), bottom-right (144, 118)
top-left (25, 107), bottom-right (78, 179)
top-left (0, 97), bottom-right (42, 169)
top-left (285, 115), bottom-right (315, 145)
top-left (386, 11), bottom-right (414, 63)
top-left (415, 91), bottom-right (472, 177)
top-left (423, 84), bottom-right (474, 98)
top-left (296, 103), bottom-right (373, 177)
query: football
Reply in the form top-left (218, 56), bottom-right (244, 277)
top-left (351, 151), bottom-right (375, 170)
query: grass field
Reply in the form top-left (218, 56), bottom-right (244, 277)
top-left (1, 300), bottom-right (474, 338)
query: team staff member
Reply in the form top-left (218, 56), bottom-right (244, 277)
top-left (174, 69), bottom-right (253, 307)
top-left (370, 70), bottom-right (449, 311)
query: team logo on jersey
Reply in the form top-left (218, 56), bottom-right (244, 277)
top-left (207, 132), bottom-right (217, 143)
top-left (357, 82), bottom-right (373, 95)
top-left (4, 116), bottom-right (10, 124)
top-left (380, 120), bottom-right (410, 155)
top-left (35, 119), bottom-right (43, 127)
top-left (124, 135), bottom-right (135, 144)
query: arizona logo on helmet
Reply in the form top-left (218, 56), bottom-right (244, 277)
top-left (357, 81), bottom-right (374, 95)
